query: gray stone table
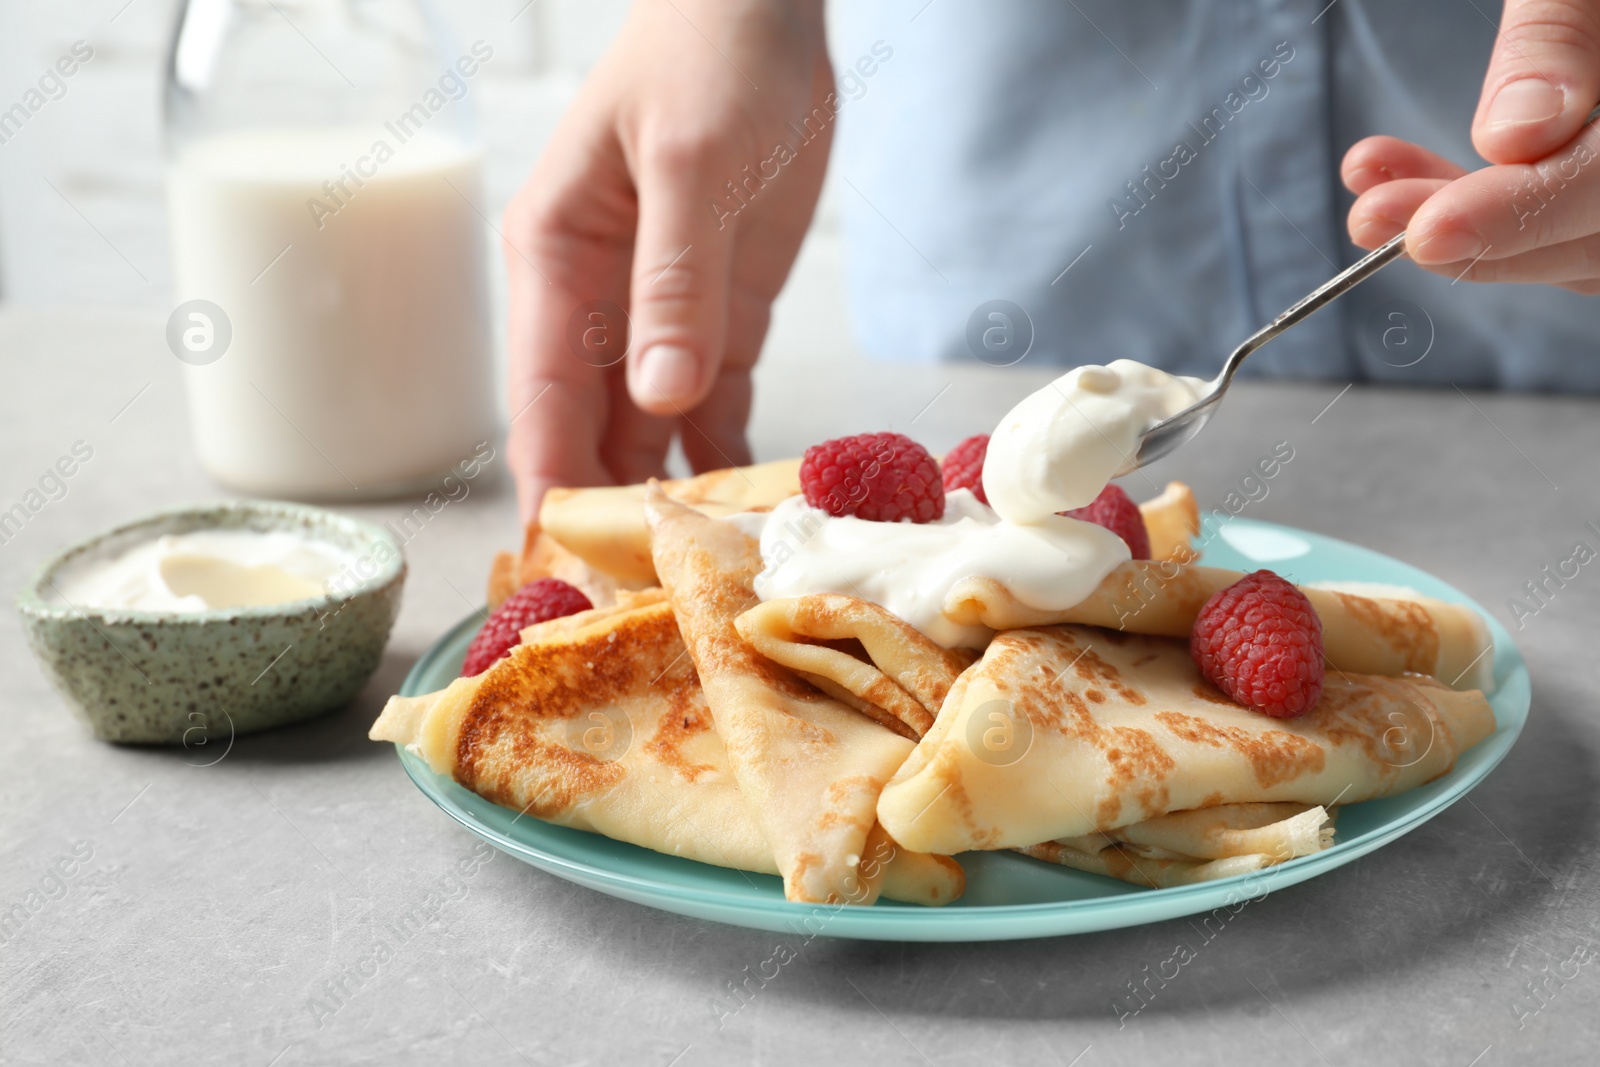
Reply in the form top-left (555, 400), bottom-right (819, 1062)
top-left (3, 307), bottom-right (1597, 1066)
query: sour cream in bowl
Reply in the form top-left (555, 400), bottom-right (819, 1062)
top-left (18, 501), bottom-right (405, 744)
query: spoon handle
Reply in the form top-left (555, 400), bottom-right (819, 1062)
top-left (1213, 231), bottom-right (1409, 391)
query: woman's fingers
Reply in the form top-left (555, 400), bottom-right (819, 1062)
top-left (677, 368), bottom-right (755, 474)
top-left (1341, 136), bottom-right (1468, 195)
top-left (1472, 0), bottom-right (1600, 165)
top-left (501, 106), bottom-right (635, 522)
top-left (1422, 230), bottom-right (1600, 285)
top-left (501, 0), bottom-right (835, 516)
top-left (599, 370), bottom-right (677, 485)
top-left (1408, 124), bottom-right (1600, 264)
top-left (624, 128), bottom-right (741, 418)
top-left (676, 285), bottom-right (767, 474)
top-left (1347, 177), bottom-right (1453, 248)
top-left (504, 368), bottom-right (608, 525)
top-left (1346, 146), bottom-right (1600, 287)
top-left (502, 225), bottom-right (614, 522)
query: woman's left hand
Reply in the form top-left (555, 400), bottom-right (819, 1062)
top-left (1343, 0), bottom-right (1600, 294)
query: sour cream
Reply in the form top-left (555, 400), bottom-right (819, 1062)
top-left (731, 490), bottom-right (1129, 648)
top-left (728, 358), bottom-right (1205, 647)
top-left (49, 529), bottom-right (352, 613)
top-left (983, 359), bottom-right (1207, 523)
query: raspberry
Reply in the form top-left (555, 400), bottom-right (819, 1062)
top-left (1061, 484), bottom-right (1151, 559)
top-left (1190, 570), bottom-right (1325, 718)
top-left (941, 434), bottom-right (990, 505)
top-left (460, 578), bottom-right (593, 676)
top-left (800, 432), bottom-right (944, 523)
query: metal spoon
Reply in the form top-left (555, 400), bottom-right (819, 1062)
top-left (1129, 230), bottom-right (1408, 471)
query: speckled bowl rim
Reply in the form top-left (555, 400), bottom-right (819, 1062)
top-left (15, 500), bottom-right (405, 626)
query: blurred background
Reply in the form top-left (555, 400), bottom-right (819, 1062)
top-left (0, 0), bottom-right (862, 379)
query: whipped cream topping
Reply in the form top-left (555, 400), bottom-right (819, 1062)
top-left (983, 359), bottom-right (1206, 523)
top-left (730, 490), bottom-right (1130, 649)
top-left (50, 529), bottom-right (352, 613)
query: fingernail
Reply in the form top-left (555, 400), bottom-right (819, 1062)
top-left (1351, 211), bottom-right (1402, 247)
top-left (1487, 78), bottom-right (1566, 128)
top-left (1410, 227), bottom-right (1486, 265)
top-left (1343, 164), bottom-right (1392, 191)
top-left (634, 344), bottom-right (699, 403)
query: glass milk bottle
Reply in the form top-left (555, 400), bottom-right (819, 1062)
top-left (163, 0), bottom-right (497, 499)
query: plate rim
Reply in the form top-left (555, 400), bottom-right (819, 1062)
top-left (391, 517), bottom-right (1530, 939)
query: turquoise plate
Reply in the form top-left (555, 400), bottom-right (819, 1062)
top-left (392, 518), bottom-right (1529, 941)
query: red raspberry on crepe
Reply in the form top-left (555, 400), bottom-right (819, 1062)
top-left (1061, 484), bottom-right (1151, 559)
top-left (940, 433), bottom-right (990, 505)
top-left (800, 432), bottom-right (944, 523)
top-left (460, 578), bottom-right (593, 676)
top-left (1190, 569), bottom-right (1325, 718)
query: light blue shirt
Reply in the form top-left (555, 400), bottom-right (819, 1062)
top-left (832, 0), bottom-right (1600, 390)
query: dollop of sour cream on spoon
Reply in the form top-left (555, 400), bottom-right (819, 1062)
top-left (982, 359), bottom-right (1207, 522)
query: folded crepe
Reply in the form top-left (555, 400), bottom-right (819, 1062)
top-left (1019, 802), bottom-right (1336, 889)
top-left (644, 486), bottom-right (956, 904)
top-left (1140, 481), bottom-right (1201, 563)
top-left (369, 598), bottom-right (963, 906)
top-left (488, 525), bottom-right (634, 610)
top-left (1055, 801), bottom-right (1336, 861)
top-left (725, 601), bottom-right (1342, 889)
top-left (523, 463), bottom-right (1487, 690)
top-left (727, 594), bottom-right (1322, 889)
top-left (877, 624), bottom-right (1496, 855)
top-left (534, 460), bottom-right (1198, 584)
top-left (944, 563), bottom-right (1494, 691)
top-left (734, 595), bottom-right (977, 740)
top-left (1020, 841), bottom-right (1284, 888)
top-left (540, 459), bottom-right (802, 585)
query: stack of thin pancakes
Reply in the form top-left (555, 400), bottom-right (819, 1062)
top-left (372, 460), bottom-right (1499, 904)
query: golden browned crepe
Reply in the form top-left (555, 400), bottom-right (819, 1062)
top-left (943, 563), bottom-right (1494, 691)
top-left (734, 593), bottom-right (1345, 888)
top-left (369, 598), bottom-right (963, 905)
top-left (1139, 481), bottom-right (1201, 563)
top-left (728, 594), bottom-right (1339, 889)
top-left (539, 459), bottom-right (802, 585)
top-left (1056, 801), bottom-right (1336, 861)
top-left (733, 595), bottom-right (976, 740)
top-left (488, 525), bottom-right (635, 610)
top-left (644, 486), bottom-right (955, 904)
top-left (460, 459), bottom-right (1491, 899)
top-left (1019, 840), bottom-right (1283, 887)
top-left (1017, 806), bottom-right (1331, 889)
top-left (516, 462), bottom-right (1485, 690)
top-left (1020, 802), bottom-right (1337, 888)
top-left (877, 625), bottom-right (1496, 855)
top-left (525, 454), bottom-right (1193, 583)
top-left (526, 464), bottom-right (1195, 586)
top-left (517, 587), bottom-right (669, 642)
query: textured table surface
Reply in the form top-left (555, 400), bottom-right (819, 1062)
top-left (3, 307), bottom-right (1598, 1066)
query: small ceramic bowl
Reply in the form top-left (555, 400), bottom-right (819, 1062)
top-left (17, 501), bottom-right (406, 744)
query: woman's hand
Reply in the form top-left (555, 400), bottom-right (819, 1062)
top-left (502, 0), bottom-right (834, 521)
top-left (1343, 0), bottom-right (1600, 293)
